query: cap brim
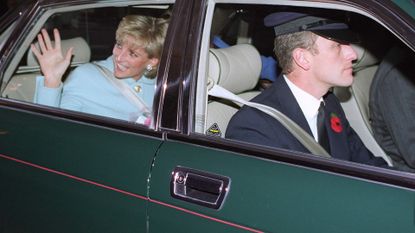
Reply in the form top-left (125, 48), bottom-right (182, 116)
top-left (312, 29), bottom-right (360, 44)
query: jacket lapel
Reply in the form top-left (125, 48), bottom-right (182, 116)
top-left (323, 93), bottom-right (348, 158)
top-left (264, 76), bottom-right (313, 136)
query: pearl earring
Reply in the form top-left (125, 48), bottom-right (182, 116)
top-left (146, 64), bottom-right (153, 72)
top-left (144, 64), bottom-right (153, 76)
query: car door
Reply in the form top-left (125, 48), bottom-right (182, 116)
top-left (0, 105), bottom-right (162, 233)
top-left (0, 1), bottom-right (171, 232)
top-left (147, 0), bottom-right (415, 232)
top-left (149, 135), bottom-right (415, 233)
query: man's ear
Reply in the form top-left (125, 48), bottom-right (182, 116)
top-left (292, 48), bottom-right (311, 70)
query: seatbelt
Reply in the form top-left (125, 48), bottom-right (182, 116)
top-left (93, 62), bottom-right (152, 126)
top-left (208, 83), bottom-right (331, 158)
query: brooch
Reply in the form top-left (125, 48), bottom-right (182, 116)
top-left (330, 113), bottom-right (343, 133)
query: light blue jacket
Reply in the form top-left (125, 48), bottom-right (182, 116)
top-left (34, 56), bottom-right (156, 122)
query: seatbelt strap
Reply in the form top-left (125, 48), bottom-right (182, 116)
top-left (93, 62), bottom-right (152, 126)
top-left (208, 84), bottom-right (331, 158)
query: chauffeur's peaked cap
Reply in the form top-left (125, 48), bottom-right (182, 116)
top-left (264, 12), bottom-right (359, 44)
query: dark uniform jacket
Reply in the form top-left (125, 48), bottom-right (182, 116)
top-left (226, 75), bottom-right (387, 167)
top-left (370, 45), bottom-right (415, 172)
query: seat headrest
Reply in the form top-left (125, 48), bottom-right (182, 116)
top-left (27, 37), bottom-right (91, 67)
top-left (352, 43), bottom-right (379, 71)
top-left (209, 44), bottom-right (261, 94)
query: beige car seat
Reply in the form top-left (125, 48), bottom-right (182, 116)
top-left (334, 44), bottom-right (392, 165)
top-left (206, 44), bottom-right (262, 137)
top-left (3, 37), bottom-right (91, 102)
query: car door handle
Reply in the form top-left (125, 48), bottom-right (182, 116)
top-left (170, 166), bottom-right (231, 209)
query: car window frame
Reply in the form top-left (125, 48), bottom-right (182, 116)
top-left (0, 0), bottom-right (175, 131)
top-left (192, 0), bottom-right (415, 188)
top-left (196, 0), bottom-right (415, 135)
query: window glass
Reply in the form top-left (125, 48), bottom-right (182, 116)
top-left (0, 20), bottom-right (16, 49)
top-left (2, 4), bottom-right (172, 127)
top-left (203, 2), bottom-right (412, 170)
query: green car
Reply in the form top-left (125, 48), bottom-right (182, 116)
top-left (0, 0), bottom-right (415, 232)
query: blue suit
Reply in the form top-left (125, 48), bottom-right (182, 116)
top-left (34, 56), bottom-right (155, 122)
top-left (226, 76), bottom-right (387, 167)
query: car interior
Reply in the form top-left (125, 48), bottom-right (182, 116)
top-left (201, 3), bottom-right (403, 165)
top-left (3, 37), bottom-right (91, 102)
top-left (0, 1), bottom-right (410, 167)
top-left (1, 4), bottom-right (172, 103)
top-left (206, 43), bottom-right (261, 137)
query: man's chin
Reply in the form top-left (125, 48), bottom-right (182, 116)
top-left (342, 75), bottom-right (354, 86)
top-left (335, 79), bottom-right (353, 88)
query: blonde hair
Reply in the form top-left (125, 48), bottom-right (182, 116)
top-left (116, 15), bottom-right (169, 78)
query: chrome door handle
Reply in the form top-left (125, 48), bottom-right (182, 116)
top-left (170, 166), bottom-right (231, 209)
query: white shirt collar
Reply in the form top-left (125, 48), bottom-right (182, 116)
top-left (284, 75), bottom-right (323, 141)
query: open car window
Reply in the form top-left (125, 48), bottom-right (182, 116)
top-left (196, 0), bottom-right (414, 171)
top-left (1, 2), bottom-right (173, 125)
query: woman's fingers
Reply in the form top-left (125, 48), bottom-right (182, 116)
top-left (30, 43), bottom-right (41, 58)
top-left (53, 28), bottom-right (61, 51)
top-left (37, 32), bottom-right (47, 54)
top-left (65, 47), bottom-right (74, 62)
top-left (41, 28), bottom-right (53, 50)
top-left (34, 28), bottom-right (64, 56)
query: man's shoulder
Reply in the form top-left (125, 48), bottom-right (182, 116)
top-left (229, 86), bottom-right (284, 129)
top-left (226, 95), bottom-right (282, 142)
top-left (251, 81), bottom-right (283, 104)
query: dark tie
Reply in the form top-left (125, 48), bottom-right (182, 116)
top-left (317, 101), bottom-right (330, 153)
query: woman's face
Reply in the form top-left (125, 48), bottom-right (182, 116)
top-left (112, 35), bottom-right (159, 80)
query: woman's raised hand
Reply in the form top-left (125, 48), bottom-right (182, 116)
top-left (31, 28), bottom-right (73, 88)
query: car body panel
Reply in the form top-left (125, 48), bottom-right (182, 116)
top-left (0, 102), bottom-right (163, 232)
top-left (149, 135), bottom-right (415, 232)
top-left (392, 0), bottom-right (415, 18)
top-left (0, 0), bottom-right (415, 232)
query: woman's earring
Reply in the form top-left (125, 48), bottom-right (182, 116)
top-left (144, 64), bottom-right (153, 76)
top-left (146, 64), bottom-right (153, 72)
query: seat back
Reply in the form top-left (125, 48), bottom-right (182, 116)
top-left (3, 37), bottom-right (91, 102)
top-left (206, 44), bottom-right (261, 137)
top-left (334, 44), bottom-right (392, 165)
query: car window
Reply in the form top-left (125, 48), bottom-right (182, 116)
top-left (197, 1), bottom-right (414, 171)
top-left (0, 20), bottom-right (16, 50)
top-left (1, 3), bottom-right (173, 126)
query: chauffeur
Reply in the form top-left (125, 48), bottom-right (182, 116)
top-left (226, 11), bottom-right (388, 167)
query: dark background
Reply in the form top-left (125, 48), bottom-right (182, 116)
top-left (1, 0), bottom-right (28, 17)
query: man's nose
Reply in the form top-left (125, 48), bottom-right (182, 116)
top-left (343, 44), bottom-right (358, 61)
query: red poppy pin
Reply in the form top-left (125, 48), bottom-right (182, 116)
top-left (330, 113), bottom-right (343, 133)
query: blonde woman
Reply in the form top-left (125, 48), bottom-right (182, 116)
top-left (32, 15), bottom-right (169, 124)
